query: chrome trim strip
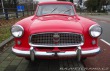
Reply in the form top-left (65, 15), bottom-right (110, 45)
top-left (82, 47), bottom-right (100, 55)
top-left (30, 32), bottom-right (83, 35)
top-left (29, 43), bottom-right (84, 47)
top-left (12, 47), bottom-right (30, 55)
top-left (12, 47), bottom-right (100, 56)
top-left (35, 52), bottom-right (55, 56)
top-left (57, 51), bottom-right (76, 56)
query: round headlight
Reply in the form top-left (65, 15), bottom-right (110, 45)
top-left (11, 25), bottom-right (24, 38)
top-left (89, 24), bottom-right (102, 38)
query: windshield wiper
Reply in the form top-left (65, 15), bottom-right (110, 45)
top-left (50, 7), bottom-right (58, 14)
top-left (63, 9), bottom-right (71, 14)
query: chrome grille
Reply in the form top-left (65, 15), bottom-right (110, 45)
top-left (30, 32), bottom-right (84, 47)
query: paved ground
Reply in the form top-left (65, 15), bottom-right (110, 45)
top-left (79, 13), bottom-right (110, 22)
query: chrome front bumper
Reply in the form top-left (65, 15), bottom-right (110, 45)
top-left (12, 47), bottom-right (100, 61)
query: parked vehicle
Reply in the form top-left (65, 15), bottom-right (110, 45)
top-left (11, 1), bottom-right (102, 61)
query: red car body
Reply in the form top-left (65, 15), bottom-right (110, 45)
top-left (11, 1), bottom-right (101, 61)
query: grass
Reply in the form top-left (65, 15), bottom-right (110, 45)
top-left (0, 25), bottom-right (12, 43)
top-left (0, 15), bottom-right (32, 44)
top-left (0, 18), bottom-right (24, 44)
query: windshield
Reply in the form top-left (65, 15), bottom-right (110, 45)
top-left (37, 4), bottom-right (74, 16)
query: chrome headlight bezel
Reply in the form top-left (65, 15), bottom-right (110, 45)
top-left (11, 25), bottom-right (24, 38)
top-left (89, 24), bottom-right (102, 38)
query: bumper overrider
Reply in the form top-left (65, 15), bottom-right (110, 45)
top-left (12, 46), bottom-right (100, 61)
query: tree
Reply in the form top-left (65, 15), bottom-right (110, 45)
top-left (85, 0), bottom-right (109, 12)
top-left (70, 0), bottom-right (73, 3)
top-left (3, 0), bottom-right (18, 8)
top-left (85, 0), bottom-right (98, 12)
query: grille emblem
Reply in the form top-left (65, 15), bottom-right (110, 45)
top-left (53, 33), bottom-right (60, 43)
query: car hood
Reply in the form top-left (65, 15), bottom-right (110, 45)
top-left (29, 16), bottom-right (83, 34)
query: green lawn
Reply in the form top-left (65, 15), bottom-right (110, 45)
top-left (0, 25), bottom-right (12, 43)
top-left (0, 18), bottom-right (21, 44)
top-left (0, 16), bottom-right (29, 44)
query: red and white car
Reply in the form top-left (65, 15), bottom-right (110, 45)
top-left (11, 1), bottom-right (102, 61)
